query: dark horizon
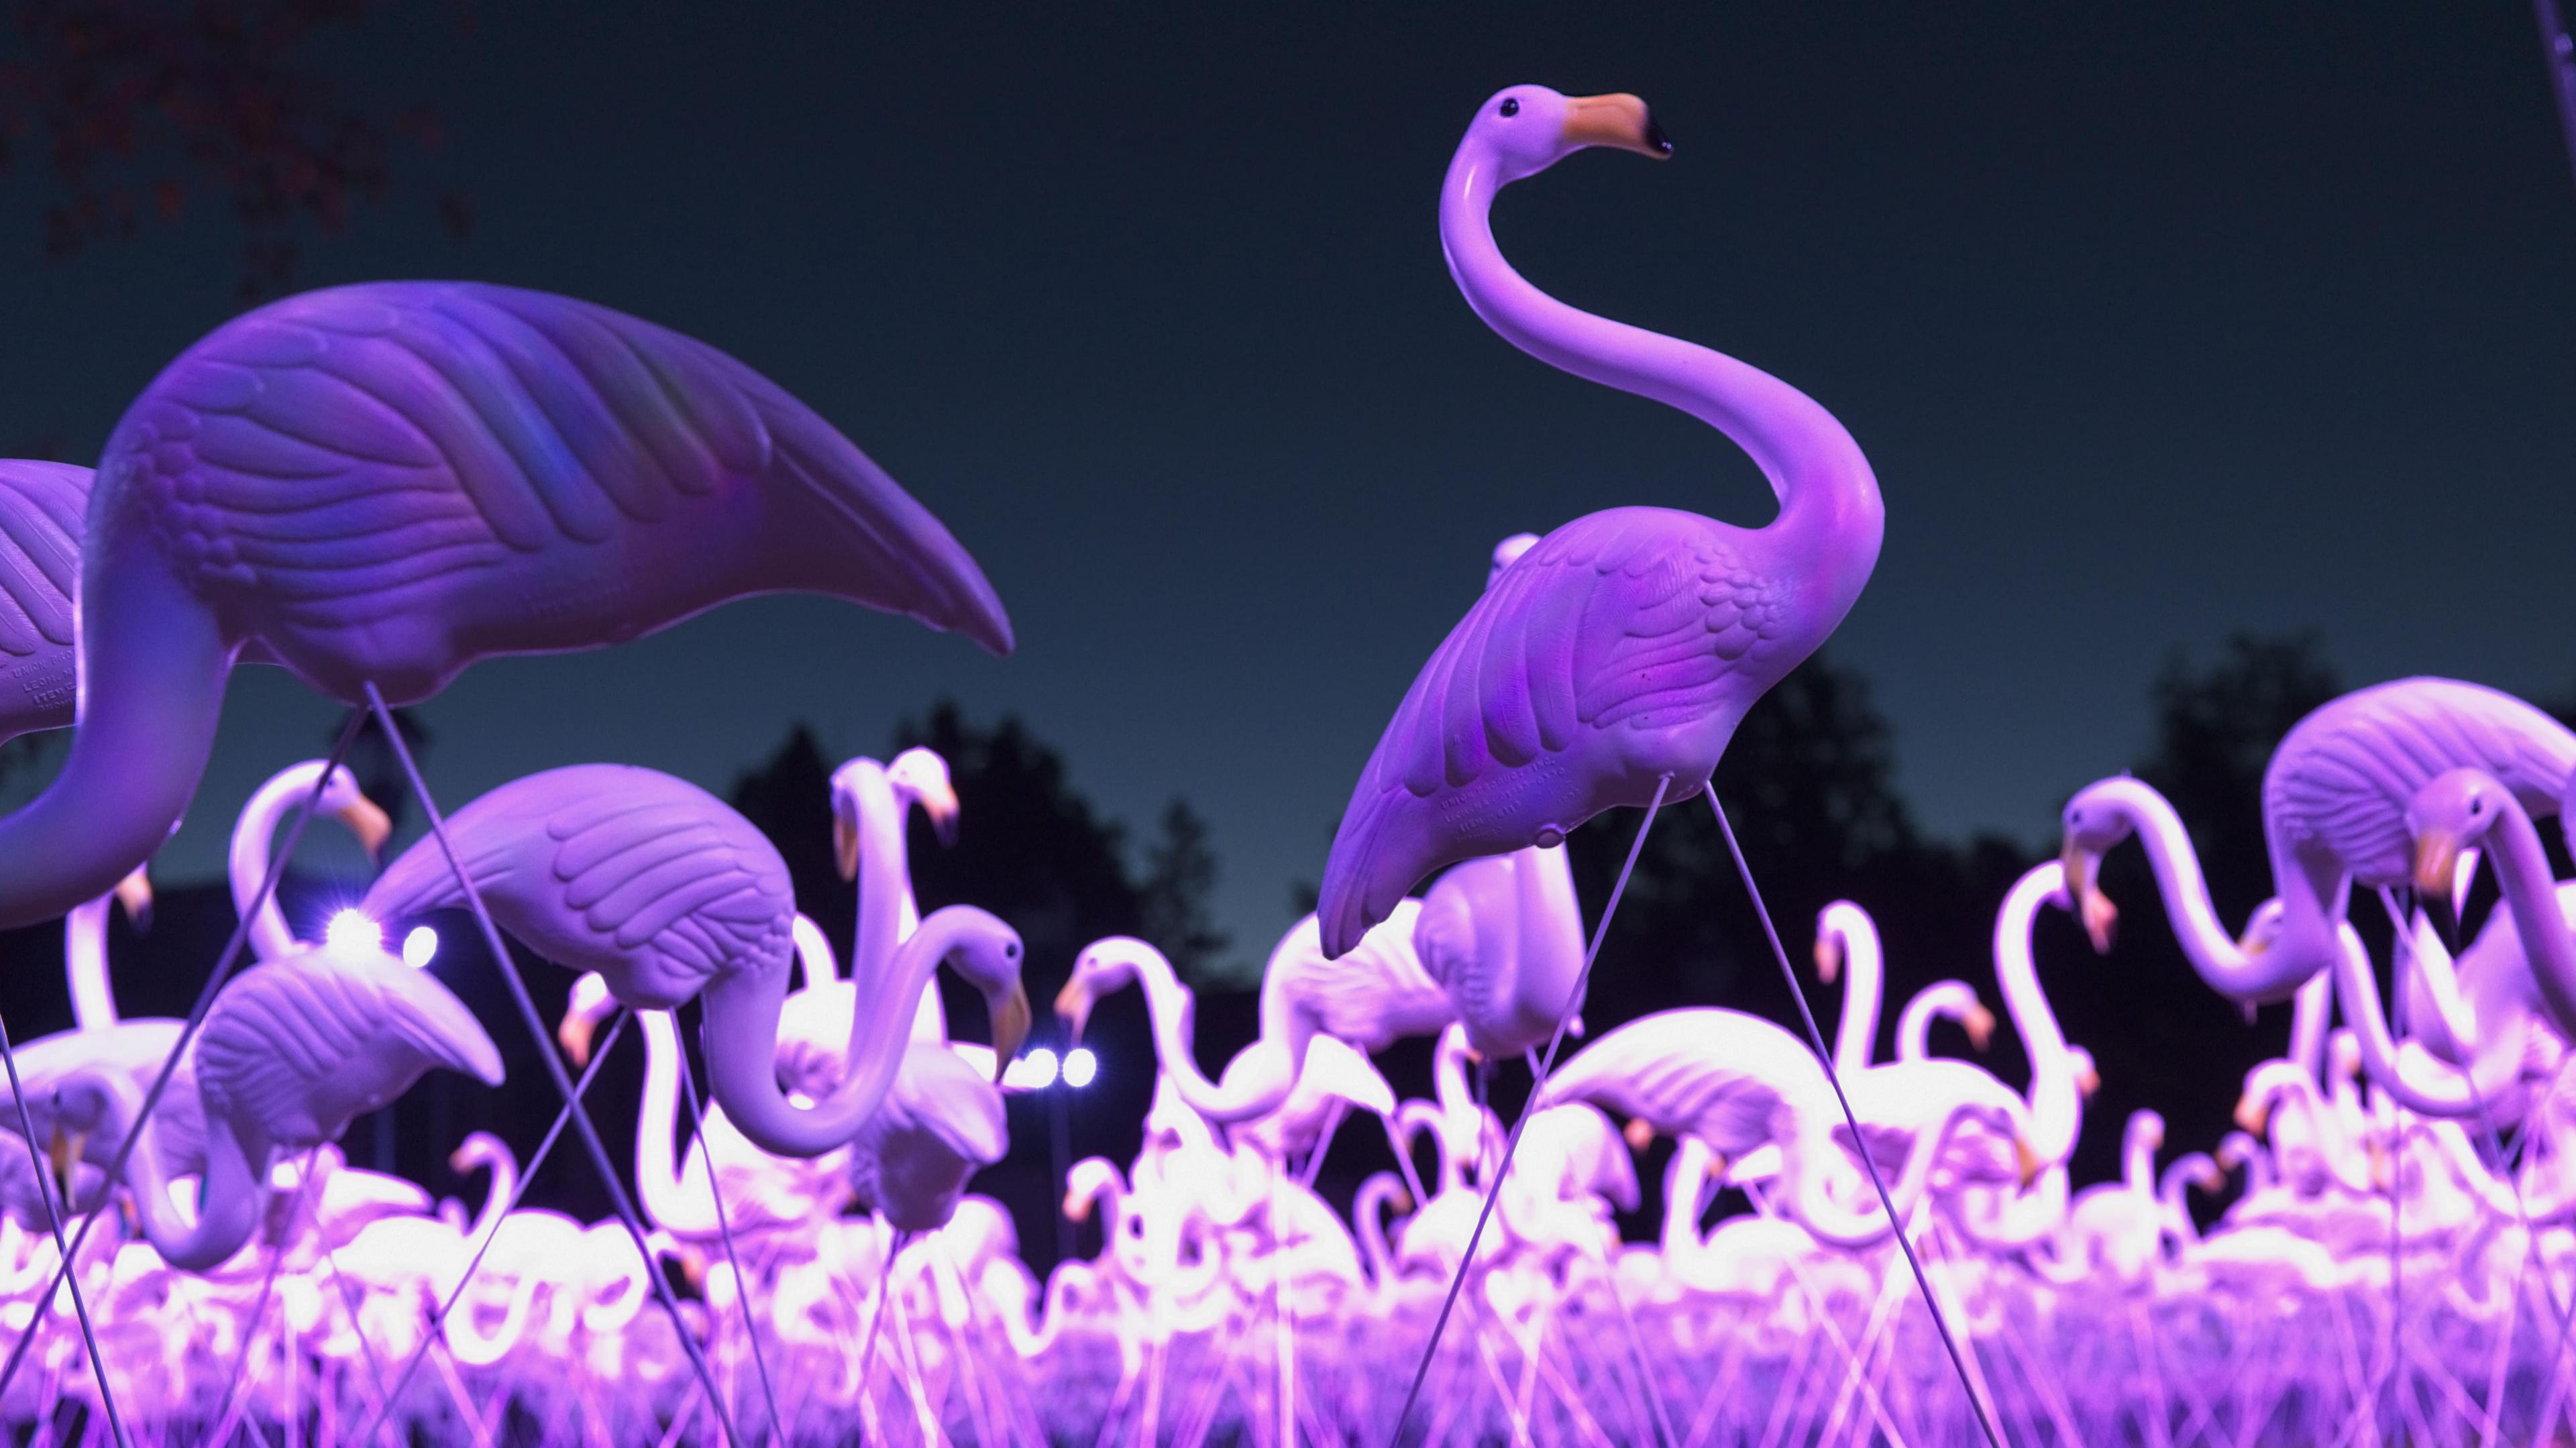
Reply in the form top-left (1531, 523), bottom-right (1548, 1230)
top-left (3, 3), bottom-right (2572, 963)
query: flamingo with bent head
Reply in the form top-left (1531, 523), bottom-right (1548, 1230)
top-left (0, 281), bottom-right (1011, 932)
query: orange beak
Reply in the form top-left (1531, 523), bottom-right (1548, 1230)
top-left (1560, 94), bottom-right (1671, 159)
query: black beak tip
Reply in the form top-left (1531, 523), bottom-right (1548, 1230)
top-left (1646, 115), bottom-right (1672, 156)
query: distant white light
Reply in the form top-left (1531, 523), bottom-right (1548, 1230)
top-left (401, 926), bottom-right (439, 970)
top-left (323, 909), bottom-right (382, 958)
top-left (1063, 1048), bottom-right (1097, 1089)
top-left (1020, 1047), bottom-right (1060, 1091)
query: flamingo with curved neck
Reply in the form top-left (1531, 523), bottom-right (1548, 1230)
top-left (2059, 679), bottom-right (2576, 1005)
top-left (1535, 1008), bottom-right (2019, 1249)
top-left (2410, 767), bottom-right (2576, 1038)
top-left (1895, 982), bottom-right (1995, 1063)
top-left (0, 282), bottom-right (1011, 932)
top-left (62, 869), bottom-right (152, 1030)
top-left (1815, 901), bottom-right (1884, 1076)
top-left (1318, 85), bottom-right (1883, 958)
top-left (830, 747), bottom-right (958, 1044)
top-left (363, 763), bottom-right (1029, 1158)
top-left (227, 759), bottom-right (392, 962)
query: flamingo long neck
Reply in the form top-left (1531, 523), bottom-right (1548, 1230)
top-left (1430, 1032), bottom-right (1484, 1188)
top-left (1780, 1093), bottom-right (1966, 1249)
top-left (1439, 147), bottom-right (1882, 628)
top-left (702, 907), bottom-right (989, 1157)
top-left (1994, 864), bottom-right (2082, 1163)
top-left (1822, 905), bottom-right (1882, 1075)
top-left (1661, 1137), bottom-right (1717, 1259)
top-left (1351, 1175), bottom-right (1403, 1289)
top-left (117, 1081), bottom-right (263, 1272)
top-left (2121, 1123), bottom-right (2157, 1196)
top-left (845, 765), bottom-right (908, 1003)
top-left (64, 896), bottom-right (117, 1029)
top-left (1503, 845), bottom-right (1586, 1036)
top-left (1124, 947), bottom-right (1299, 1125)
top-left (230, 763), bottom-right (326, 962)
top-left (2086, 779), bottom-right (2313, 1001)
top-left (2287, 970), bottom-right (2332, 1082)
top-left (2471, 791), bottom-right (2576, 1036)
top-left (2328, 921), bottom-right (2512, 1115)
top-left (634, 1010), bottom-right (712, 1237)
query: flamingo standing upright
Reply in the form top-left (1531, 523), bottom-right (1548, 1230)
top-left (1318, 87), bottom-right (1882, 957)
top-left (828, 747), bottom-right (959, 1045)
top-left (227, 759), bottom-right (393, 962)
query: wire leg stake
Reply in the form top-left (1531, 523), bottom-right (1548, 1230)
top-left (0, 1008), bottom-right (127, 1448)
top-left (362, 683), bottom-right (752, 1448)
top-left (350, 1010), bottom-right (633, 1448)
top-left (1387, 773), bottom-right (1672, 1448)
top-left (0, 709), bottom-right (368, 1408)
top-left (675, 1047), bottom-right (788, 1443)
top-left (1705, 781), bottom-right (2005, 1448)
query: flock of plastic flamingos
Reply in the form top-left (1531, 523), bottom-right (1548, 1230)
top-left (0, 82), bottom-right (2565, 1448)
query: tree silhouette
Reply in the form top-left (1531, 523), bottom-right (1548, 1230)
top-left (0, 0), bottom-right (470, 297)
top-left (1138, 797), bottom-right (1236, 987)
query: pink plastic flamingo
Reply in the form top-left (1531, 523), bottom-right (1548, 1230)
top-left (1535, 1009), bottom-right (2016, 1247)
top-left (1319, 87), bottom-right (1882, 957)
top-left (2408, 767), bottom-right (2576, 1038)
top-left (830, 748), bottom-right (959, 1046)
top-left (0, 281), bottom-right (1012, 930)
top-left (2059, 677), bottom-right (2576, 1004)
top-left (360, 762), bottom-right (1030, 1157)
top-left (47, 936), bottom-right (500, 1270)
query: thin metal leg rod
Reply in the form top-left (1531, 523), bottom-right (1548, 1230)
top-left (361, 682), bottom-right (750, 1448)
top-left (1387, 774), bottom-right (1672, 1447)
top-left (0, 708), bottom-right (368, 1406)
top-left (675, 1044), bottom-right (788, 1443)
top-left (0, 1008), bottom-right (127, 1448)
top-left (1706, 781), bottom-right (2005, 1448)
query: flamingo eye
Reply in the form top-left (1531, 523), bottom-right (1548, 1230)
top-left (2471, 797), bottom-right (2486, 816)
top-left (1499, 97), bottom-right (1519, 117)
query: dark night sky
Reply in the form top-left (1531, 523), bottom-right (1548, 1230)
top-left (3, 3), bottom-right (2573, 963)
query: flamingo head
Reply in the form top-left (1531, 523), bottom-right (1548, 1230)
top-left (2058, 787), bottom-right (2137, 954)
top-left (1055, 936), bottom-right (1161, 1048)
top-left (112, 866), bottom-right (154, 934)
top-left (313, 765), bottom-right (394, 862)
top-left (888, 746), bottom-right (961, 848)
top-left (2406, 767), bottom-right (2504, 897)
top-left (1461, 87), bottom-right (1668, 186)
top-left (1962, 1003), bottom-right (1997, 1053)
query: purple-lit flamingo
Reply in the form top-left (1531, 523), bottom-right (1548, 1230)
top-left (361, 763), bottom-right (1030, 1157)
top-left (1535, 1009), bottom-right (2019, 1248)
top-left (1318, 87), bottom-right (1882, 958)
top-left (830, 748), bottom-right (959, 1045)
top-left (0, 282), bottom-right (1012, 932)
top-left (2060, 678), bottom-right (2575, 1004)
top-left (2408, 767), bottom-right (2576, 1039)
top-left (47, 937), bottom-right (500, 1270)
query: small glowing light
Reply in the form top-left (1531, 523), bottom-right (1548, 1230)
top-left (401, 926), bottom-right (439, 970)
top-left (323, 909), bottom-right (382, 957)
top-left (1063, 1048), bottom-right (1097, 1089)
top-left (1020, 1047), bottom-right (1060, 1091)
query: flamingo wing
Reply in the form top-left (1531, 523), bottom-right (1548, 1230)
top-left (0, 462), bottom-right (87, 738)
top-left (362, 764), bottom-right (795, 1009)
top-left (195, 946), bottom-right (502, 1148)
top-left (2267, 679), bottom-right (2576, 886)
top-left (1321, 510), bottom-right (1782, 954)
top-left (107, 282), bottom-right (1010, 663)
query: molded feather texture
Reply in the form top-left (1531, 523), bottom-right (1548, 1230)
top-left (97, 281), bottom-right (1010, 700)
top-left (193, 942), bottom-right (502, 1156)
top-left (847, 1042), bottom-right (1008, 1234)
top-left (2264, 677), bottom-right (2576, 887)
top-left (1320, 508), bottom-right (1786, 956)
top-left (0, 461), bottom-right (88, 739)
top-left (362, 763), bottom-right (796, 1010)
